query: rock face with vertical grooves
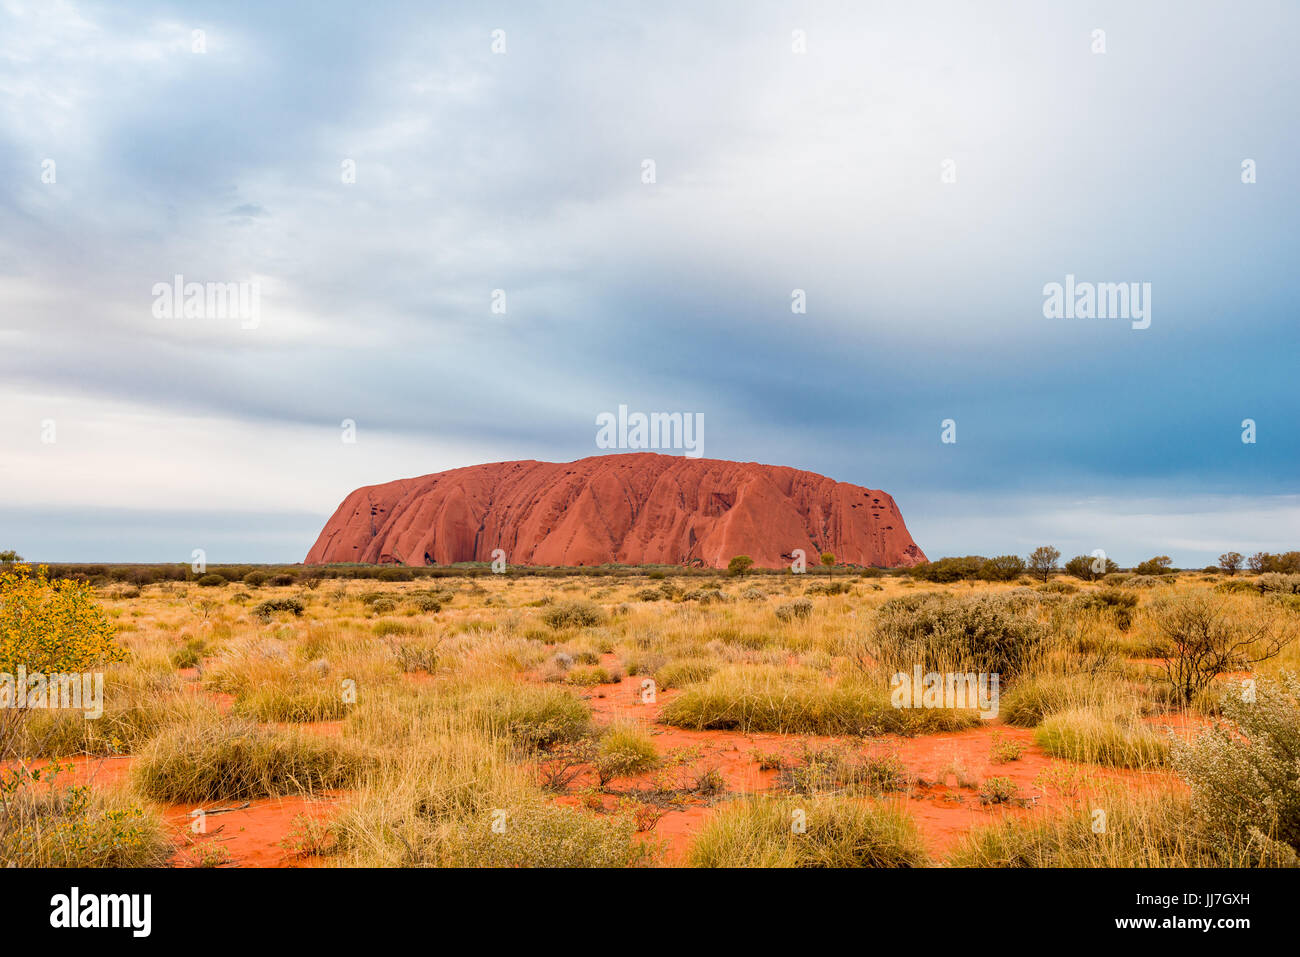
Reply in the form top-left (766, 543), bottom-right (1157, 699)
top-left (305, 453), bottom-right (926, 569)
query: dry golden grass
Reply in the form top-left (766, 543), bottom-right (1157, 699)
top-left (5, 569), bottom-right (1297, 867)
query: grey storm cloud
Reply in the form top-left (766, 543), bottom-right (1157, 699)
top-left (1, 0), bottom-right (1297, 563)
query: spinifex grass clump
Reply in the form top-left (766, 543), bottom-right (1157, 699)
top-left (19, 665), bottom-right (219, 757)
top-left (999, 670), bottom-right (1138, 728)
top-left (131, 714), bottom-right (372, 802)
top-left (389, 636), bottom-right (441, 673)
top-left (233, 682), bottom-right (352, 722)
top-left (564, 663), bottom-right (621, 686)
top-left (1034, 706), bottom-right (1170, 768)
top-left (442, 803), bottom-right (656, 867)
top-left (871, 592), bottom-right (1048, 680)
top-left (458, 680), bottom-right (592, 750)
top-left (593, 722), bottom-right (659, 787)
top-left (653, 657), bottom-right (717, 689)
top-left (330, 715), bottom-right (655, 868)
top-left (660, 665), bottom-right (980, 736)
top-left (688, 795), bottom-right (928, 868)
top-left (947, 787), bottom-right (1231, 867)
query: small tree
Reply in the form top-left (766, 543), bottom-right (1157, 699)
top-left (1276, 552), bottom-right (1300, 574)
top-left (820, 552), bottom-right (836, 577)
top-left (1064, 554), bottom-right (1119, 581)
top-left (980, 555), bottom-right (1026, 581)
top-left (727, 555), bottom-right (754, 577)
top-left (1218, 552), bottom-right (1244, 576)
top-left (1135, 555), bottom-right (1174, 576)
top-left (1247, 552), bottom-right (1270, 574)
top-left (1027, 546), bottom-right (1060, 583)
top-left (0, 551), bottom-right (20, 564)
top-left (1153, 594), bottom-right (1296, 706)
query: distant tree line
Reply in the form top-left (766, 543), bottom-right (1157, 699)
top-left (7, 546), bottom-right (1299, 587)
top-left (907, 546), bottom-right (1300, 583)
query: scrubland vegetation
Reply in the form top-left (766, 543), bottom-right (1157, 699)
top-left (3, 553), bottom-right (1299, 868)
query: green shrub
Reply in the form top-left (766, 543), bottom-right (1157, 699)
top-left (775, 598), bottom-right (814, 622)
top-left (981, 555), bottom-right (1026, 581)
top-left (254, 597), bottom-right (305, 621)
top-left (171, 636), bottom-right (209, 669)
top-left (681, 588), bottom-right (727, 604)
top-left (1070, 588), bottom-right (1138, 630)
top-left (0, 778), bottom-right (171, 867)
top-left (413, 595), bottom-right (443, 613)
top-left (541, 600), bottom-right (605, 630)
top-left (910, 556), bottom-right (985, 583)
top-left (1172, 673), bottom-right (1300, 859)
top-left (805, 581), bottom-right (851, 596)
top-left (979, 776), bottom-right (1019, 804)
top-left (196, 574), bottom-right (226, 587)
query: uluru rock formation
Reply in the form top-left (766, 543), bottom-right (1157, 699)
top-left (305, 453), bottom-right (926, 569)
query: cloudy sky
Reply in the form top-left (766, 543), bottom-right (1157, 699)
top-left (2, 0), bottom-right (1296, 566)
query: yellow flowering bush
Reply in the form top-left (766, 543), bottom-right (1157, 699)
top-left (1, 565), bottom-right (125, 766)
top-left (0, 564), bottom-right (124, 675)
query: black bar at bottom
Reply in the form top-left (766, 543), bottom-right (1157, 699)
top-left (1, 866), bottom-right (1275, 944)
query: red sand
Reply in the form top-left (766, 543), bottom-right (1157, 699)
top-left (11, 752), bottom-right (344, 869)
top-left (168, 793), bottom-right (342, 867)
top-left (13, 650), bottom-right (1213, 868)
top-left (561, 663), bottom-right (1180, 862)
top-left (305, 452), bottom-right (926, 569)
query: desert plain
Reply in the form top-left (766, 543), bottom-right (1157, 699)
top-left (4, 558), bottom-right (1298, 869)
